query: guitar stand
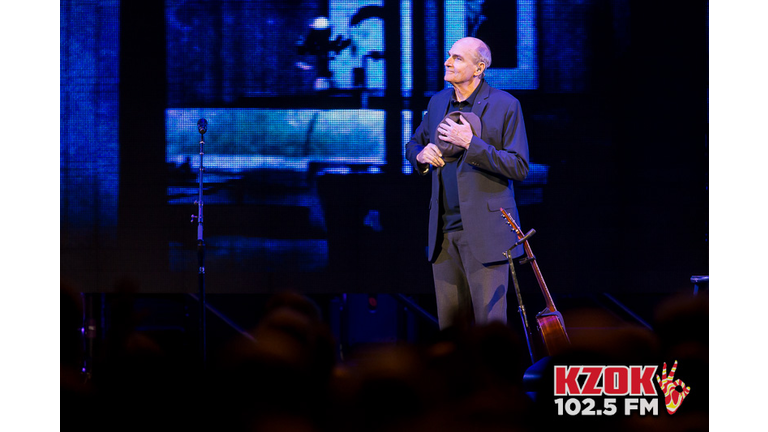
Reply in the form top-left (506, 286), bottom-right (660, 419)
top-left (505, 247), bottom-right (536, 365)
top-left (499, 210), bottom-right (571, 400)
top-left (507, 245), bottom-right (558, 399)
top-left (513, 228), bottom-right (536, 247)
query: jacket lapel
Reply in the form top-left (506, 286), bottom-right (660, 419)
top-left (471, 81), bottom-right (490, 119)
top-left (433, 89), bottom-right (453, 126)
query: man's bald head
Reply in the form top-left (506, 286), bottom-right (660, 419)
top-left (457, 37), bottom-right (492, 74)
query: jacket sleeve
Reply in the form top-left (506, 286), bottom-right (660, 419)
top-left (464, 98), bottom-right (530, 182)
top-left (405, 107), bottom-right (433, 175)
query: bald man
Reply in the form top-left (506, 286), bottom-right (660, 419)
top-left (405, 37), bottom-right (530, 329)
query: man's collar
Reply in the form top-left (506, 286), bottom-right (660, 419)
top-left (451, 79), bottom-right (485, 105)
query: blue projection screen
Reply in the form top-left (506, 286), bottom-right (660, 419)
top-left (446, 0), bottom-right (538, 90)
top-left (62, 0), bottom-right (707, 295)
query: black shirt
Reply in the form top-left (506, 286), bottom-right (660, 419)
top-left (440, 80), bottom-right (484, 233)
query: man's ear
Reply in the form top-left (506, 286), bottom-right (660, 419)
top-left (475, 63), bottom-right (485, 76)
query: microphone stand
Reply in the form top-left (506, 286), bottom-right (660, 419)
top-left (191, 119), bottom-right (208, 367)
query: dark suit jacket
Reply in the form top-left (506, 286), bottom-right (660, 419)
top-left (405, 81), bottom-right (530, 263)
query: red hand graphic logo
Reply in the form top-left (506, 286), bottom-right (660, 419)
top-left (656, 360), bottom-right (691, 414)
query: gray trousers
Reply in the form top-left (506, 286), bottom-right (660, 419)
top-left (432, 230), bottom-right (509, 329)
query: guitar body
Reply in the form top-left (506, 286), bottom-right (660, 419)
top-left (536, 312), bottom-right (570, 357)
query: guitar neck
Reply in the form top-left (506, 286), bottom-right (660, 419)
top-left (500, 208), bottom-right (559, 313)
top-left (522, 240), bottom-right (558, 313)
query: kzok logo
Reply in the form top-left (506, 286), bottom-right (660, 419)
top-left (656, 360), bottom-right (691, 414)
top-left (553, 362), bottom-right (692, 417)
top-left (555, 365), bottom-right (657, 396)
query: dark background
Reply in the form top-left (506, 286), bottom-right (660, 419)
top-left (60, 0), bottom-right (708, 301)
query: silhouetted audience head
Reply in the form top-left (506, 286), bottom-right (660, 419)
top-left (61, 286), bottom-right (708, 432)
top-left (206, 291), bottom-right (336, 431)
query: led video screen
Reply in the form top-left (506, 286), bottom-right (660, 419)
top-left (62, 0), bottom-right (707, 295)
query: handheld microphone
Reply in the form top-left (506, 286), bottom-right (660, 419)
top-left (197, 118), bottom-right (208, 135)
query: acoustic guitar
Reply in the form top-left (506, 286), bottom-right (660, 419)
top-left (500, 208), bottom-right (570, 356)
